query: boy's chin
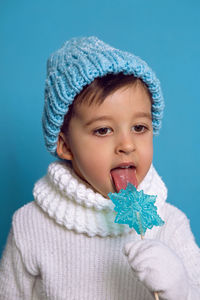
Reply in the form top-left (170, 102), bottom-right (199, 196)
top-left (101, 188), bottom-right (117, 199)
top-left (90, 185), bottom-right (114, 199)
top-left (74, 173), bottom-right (115, 198)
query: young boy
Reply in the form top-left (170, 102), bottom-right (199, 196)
top-left (0, 36), bottom-right (199, 299)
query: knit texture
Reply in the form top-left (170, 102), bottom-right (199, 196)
top-left (33, 161), bottom-right (166, 237)
top-left (0, 162), bottom-right (200, 299)
top-left (43, 36), bottom-right (164, 156)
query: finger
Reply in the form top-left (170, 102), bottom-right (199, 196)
top-left (124, 239), bottom-right (149, 256)
top-left (124, 240), bottom-right (160, 264)
top-left (132, 256), bottom-right (158, 273)
top-left (136, 268), bottom-right (163, 292)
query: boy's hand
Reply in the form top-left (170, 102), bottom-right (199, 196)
top-left (124, 239), bottom-right (189, 300)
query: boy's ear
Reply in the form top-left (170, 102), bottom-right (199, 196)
top-left (56, 132), bottom-right (73, 161)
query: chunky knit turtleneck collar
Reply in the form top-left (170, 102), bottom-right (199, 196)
top-left (33, 161), bottom-right (167, 237)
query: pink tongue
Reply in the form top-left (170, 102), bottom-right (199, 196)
top-left (111, 168), bottom-right (138, 192)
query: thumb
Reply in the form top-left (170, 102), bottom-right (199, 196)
top-left (123, 241), bottom-right (136, 256)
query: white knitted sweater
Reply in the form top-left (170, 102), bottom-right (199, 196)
top-left (0, 161), bottom-right (200, 300)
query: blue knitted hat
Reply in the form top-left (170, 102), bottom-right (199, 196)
top-left (43, 36), bottom-right (164, 156)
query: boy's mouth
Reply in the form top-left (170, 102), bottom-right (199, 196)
top-left (110, 163), bottom-right (138, 192)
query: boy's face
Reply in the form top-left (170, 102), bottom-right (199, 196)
top-left (58, 81), bottom-right (153, 198)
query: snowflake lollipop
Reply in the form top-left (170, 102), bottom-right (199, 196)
top-left (108, 183), bottom-right (164, 300)
top-left (108, 183), bottom-right (164, 238)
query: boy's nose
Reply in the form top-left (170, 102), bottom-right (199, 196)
top-left (115, 135), bottom-right (136, 155)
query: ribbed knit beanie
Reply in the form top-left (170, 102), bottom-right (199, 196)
top-left (43, 36), bottom-right (164, 156)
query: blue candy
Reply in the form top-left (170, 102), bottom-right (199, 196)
top-left (108, 183), bottom-right (164, 235)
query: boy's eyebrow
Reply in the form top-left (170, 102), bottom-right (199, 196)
top-left (133, 112), bottom-right (152, 120)
top-left (84, 116), bottom-right (113, 127)
top-left (84, 112), bottom-right (152, 127)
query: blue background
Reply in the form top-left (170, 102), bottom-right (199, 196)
top-left (1, 0), bottom-right (200, 257)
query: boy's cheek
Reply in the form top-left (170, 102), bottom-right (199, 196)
top-left (71, 149), bottom-right (105, 177)
top-left (140, 137), bottom-right (153, 158)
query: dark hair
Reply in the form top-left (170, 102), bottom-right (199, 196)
top-left (61, 72), bottom-right (152, 134)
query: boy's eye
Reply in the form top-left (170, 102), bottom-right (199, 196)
top-left (94, 127), bottom-right (112, 136)
top-left (132, 125), bottom-right (147, 133)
